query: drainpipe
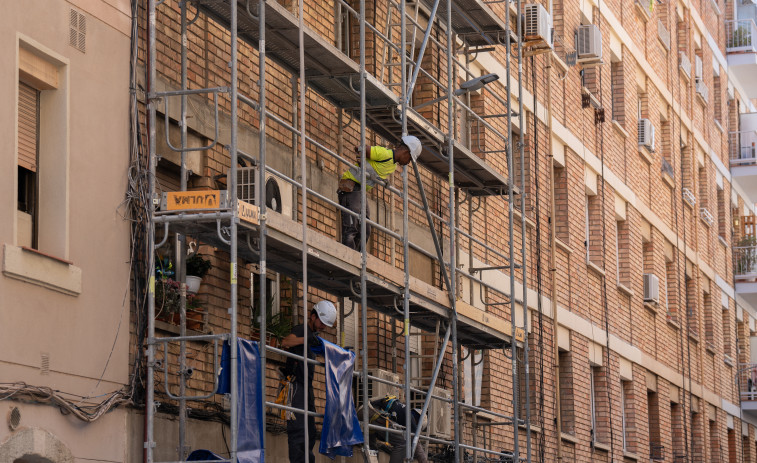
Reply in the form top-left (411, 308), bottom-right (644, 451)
top-left (545, 51), bottom-right (563, 462)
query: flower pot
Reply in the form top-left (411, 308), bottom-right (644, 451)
top-left (186, 275), bottom-right (202, 294)
top-left (187, 311), bottom-right (204, 331)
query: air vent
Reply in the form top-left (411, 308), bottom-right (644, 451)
top-left (8, 407), bottom-right (21, 431)
top-left (40, 352), bottom-right (50, 375)
top-left (69, 9), bottom-right (86, 53)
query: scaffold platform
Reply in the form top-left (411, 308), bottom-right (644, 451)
top-left (417, 0), bottom-right (518, 46)
top-left (156, 207), bottom-right (524, 348)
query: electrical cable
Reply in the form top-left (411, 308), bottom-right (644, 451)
top-left (529, 54), bottom-right (546, 463)
top-left (594, 1), bottom-right (616, 458)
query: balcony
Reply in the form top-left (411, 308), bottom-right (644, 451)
top-left (728, 130), bottom-right (757, 203)
top-left (726, 19), bottom-right (757, 98)
top-left (738, 364), bottom-right (757, 420)
top-left (735, 236), bottom-right (757, 311)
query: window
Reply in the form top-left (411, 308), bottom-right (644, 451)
top-left (728, 428), bottom-right (737, 463)
top-left (692, 403), bottom-right (704, 460)
top-left (648, 390), bottom-right (663, 460)
top-left (621, 380), bottom-right (635, 453)
top-left (671, 401), bottom-right (684, 459)
top-left (704, 289), bottom-right (714, 350)
top-left (660, 119), bottom-right (672, 165)
top-left (616, 219), bottom-right (630, 287)
top-left (717, 186), bottom-right (727, 240)
top-left (686, 274), bottom-right (699, 339)
top-left (666, 257), bottom-right (678, 321)
top-left (554, 165), bottom-right (569, 242)
top-left (586, 194), bottom-right (602, 264)
top-left (559, 351), bottom-right (575, 435)
top-left (710, 419), bottom-right (720, 462)
top-left (15, 43), bottom-right (67, 257)
top-left (714, 72), bottom-right (722, 126)
top-left (611, 59), bottom-right (624, 124)
top-left (698, 165), bottom-right (709, 210)
top-left (17, 81), bottom-right (39, 249)
top-left (590, 366), bottom-right (609, 445)
top-left (723, 303), bottom-right (732, 359)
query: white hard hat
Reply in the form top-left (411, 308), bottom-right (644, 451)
top-left (401, 135), bottom-right (422, 162)
top-left (313, 300), bottom-right (336, 327)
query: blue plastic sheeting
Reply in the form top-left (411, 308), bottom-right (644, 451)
top-left (217, 339), bottom-right (264, 463)
top-left (187, 449), bottom-right (223, 461)
top-left (312, 338), bottom-right (364, 459)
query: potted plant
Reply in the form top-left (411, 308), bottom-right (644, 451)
top-left (252, 295), bottom-right (292, 347)
top-left (185, 253), bottom-right (212, 294)
top-left (155, 278), bottom-right (181, 323)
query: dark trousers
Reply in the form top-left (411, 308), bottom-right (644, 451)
top-left (287, 382), bottom-right (316, 463)
top-left (388, 432), bottom-right (428, 463)
top-left (338, 189), bottom-right (371, 251)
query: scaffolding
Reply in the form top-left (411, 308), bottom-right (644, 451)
top-left (143, 0), bottom-right (530, 461)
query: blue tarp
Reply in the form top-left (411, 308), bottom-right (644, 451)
top-left (312, 338), bottom-right (364, 459)
top-left (217, 339), bottom-right (264, 463)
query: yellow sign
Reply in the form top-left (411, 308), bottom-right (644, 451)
top-left (238, 200), bottom-right (260, 225)
top-left (164, 190), bottom-right (223, 210)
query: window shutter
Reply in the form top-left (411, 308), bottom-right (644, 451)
top-left (18, 82), bottom-right (38, 172)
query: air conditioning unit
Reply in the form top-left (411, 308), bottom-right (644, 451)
top-left (524, 3), bottom-right (553, 48)
top-left (356, 369), bottom-right (403, 408)
top-left (695, 79), bottom-right (709, 103)
top-left (682, 187), bottom-right (697, 207)
top-left (679, 52), bottom-right (691, 80)
top-left (638, 118), bottom-right (655, 151)
top-left (694, 54), bottom-right (703, 79)
top-left (643, 273), bottom-right (660, 305)
top-left (576, 24), bottom-right (602, 63)
top-left (428, 388), bottom-right (452, 439)
top-left (236, 166), bottom-right (293, 219)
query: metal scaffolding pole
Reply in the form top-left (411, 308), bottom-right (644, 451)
top-left (228, 2), bottom-right (240, 460)
top-left (257, 0), bottom-right (268, 457)
top-left (146, 0), bottom-right (157, 459)
top-left (503, 0), bottom-right (520, 461)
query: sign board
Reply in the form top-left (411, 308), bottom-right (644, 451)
top-left (162, 190), bottom-right (225, 211)
top-left (238, 200), bottom-right (260, 225)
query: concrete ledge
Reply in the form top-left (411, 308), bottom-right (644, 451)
top-left (2, 244), bottom-right (81, 296)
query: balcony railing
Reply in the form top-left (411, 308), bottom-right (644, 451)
top-left (729, 130), bottom-right (757, 166)
top-left (735, 245), bottom-right (757, 277)
top-left (738, 363), bottom-right (757, 401)
top-left (726, 19), bottom-right (757, 53)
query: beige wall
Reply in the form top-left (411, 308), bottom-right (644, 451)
top-left (0, 0), bottom-right (132, 461)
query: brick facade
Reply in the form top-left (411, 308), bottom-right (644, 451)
top-left (133, 0), bottom-right (757, 461)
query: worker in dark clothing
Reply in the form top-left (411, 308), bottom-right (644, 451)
top-left (370, 395), bottom-right (429, 463)
top-left (280, 300), bottom-right (337, 463)
top-left (338, 136), bottom-right (422, 251)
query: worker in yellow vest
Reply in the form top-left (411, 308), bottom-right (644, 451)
top-left (337, 136), bottom-right (422, 251)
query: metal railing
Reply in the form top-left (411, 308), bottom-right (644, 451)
top-left (738, 363), bottom-right (757, 402)
top-left (729, 130), bottom-right (757, 166)
top-left (734, 245), bottom-right (757, 277)
top-left (726, 19), bottom-right (757, 53)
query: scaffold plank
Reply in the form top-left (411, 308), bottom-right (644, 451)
top-left (159, 209), bottom-right (516, 347)
top-left (197, 0), bottom-right (398, 109)
top-left (417, 0), bottom-right (518, 47)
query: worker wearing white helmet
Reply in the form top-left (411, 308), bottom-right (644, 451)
top-left (337, 135), bottom-right (422, 251)
top-left (281, 300), bottom-right (337, 463)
